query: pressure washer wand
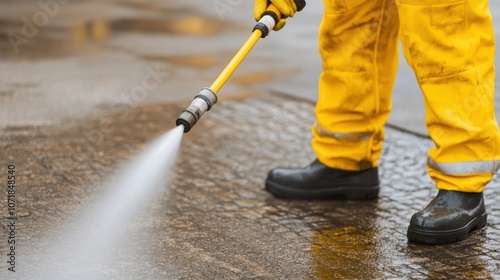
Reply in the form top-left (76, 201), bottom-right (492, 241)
top-left (176, 1), bottom-right (306, 133)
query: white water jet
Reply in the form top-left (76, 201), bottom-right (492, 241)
top-left (34, 125), bottom-right (185, 279)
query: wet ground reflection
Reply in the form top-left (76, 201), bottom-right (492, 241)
top-left (109, 17), bottom-right (222, 36)
top-left (0, 14), bottom-right (224, 59)
top-left (142, 54), bottom-right (219, 68)
top-left (405, 235), bottom-right (493, 279)
top-left (312, 225), bottom-right (380, 279)
top-left (1, 93), bottom-right (499, 278)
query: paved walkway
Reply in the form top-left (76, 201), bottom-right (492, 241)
top-left (0, 0), bottom-right (499, 279)
top-left (1, 93), bottom-right (499, 279)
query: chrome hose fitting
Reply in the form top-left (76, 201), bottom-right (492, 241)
top-left (176, 88), bottom-right (218, 133)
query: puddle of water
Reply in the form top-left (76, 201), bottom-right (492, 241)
top-left (312, 226), bottom-right (381, 279)
top-left (231, 69), bottom-right (300, 85)
top-left (230, 71), bottom-right (277, 85)
top-left (109, 17), bottom-right (222, 36)
top-left (31, 125), bottom-right (185, 279)
top-left (143, 54), bottom-right (218, 68)
top-left (118, 2), bottom-right (195, 16)
top-left (0, 19), bottom-right (101, 60)
top-left (0, 14), bottom-right (222, 59)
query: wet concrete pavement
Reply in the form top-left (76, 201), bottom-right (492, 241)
top-left (1, 0), bottom-right (500, 279)
top-left (2, 93), bottom-right (500, 279)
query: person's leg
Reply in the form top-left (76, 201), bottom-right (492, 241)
top-left (312, 0), bottom-right (400, 171)
top-left (396, 0), bottom-right (500, 244)
top-left (265, 0), bottom-right (400, 199)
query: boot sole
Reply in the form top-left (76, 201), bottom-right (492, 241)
top-left (407, 212), bottom-right (487, 245)
top-left (265, 181), bottom-right (379, 200)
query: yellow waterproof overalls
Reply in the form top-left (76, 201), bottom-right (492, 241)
top-left (312, 0), bottom-right (500, 192)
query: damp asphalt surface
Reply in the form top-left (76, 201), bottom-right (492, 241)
top-left (1, 0), bottom-right (500, 279)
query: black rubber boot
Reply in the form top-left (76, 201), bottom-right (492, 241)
top-left (265, 159), bottom-right (379, 200)
top-left (407, 190), bottom-right (487, 245)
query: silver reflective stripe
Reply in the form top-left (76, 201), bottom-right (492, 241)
top-left (315, 123), bottom-right (372, 142)
top-left (427, 157), bottom-right (500, 175)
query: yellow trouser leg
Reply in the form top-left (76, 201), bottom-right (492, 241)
top-left (396, 0), bottom-right (500, 192)
top-left (312, 0), bottom-right (400, 171)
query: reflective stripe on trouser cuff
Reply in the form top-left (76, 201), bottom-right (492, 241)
top-left (427, 158), bottom-right (500, 175)
top-left (315, 123), bottom-right (372, 143)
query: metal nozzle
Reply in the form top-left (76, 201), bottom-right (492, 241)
top-left (176, 87), bottom-right (218, 133)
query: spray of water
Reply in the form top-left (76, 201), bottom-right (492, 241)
top-left (33, 125), bottom-right (185, 279)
